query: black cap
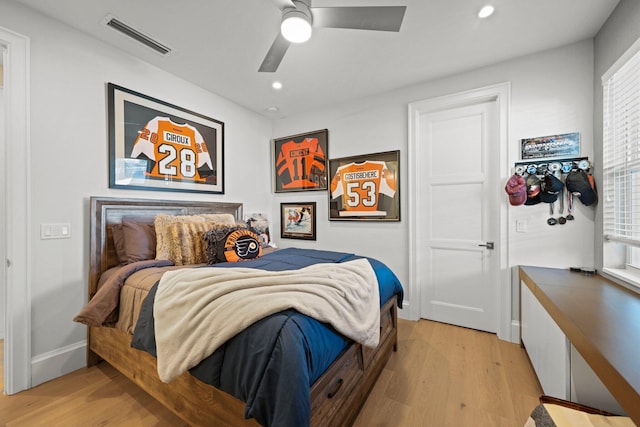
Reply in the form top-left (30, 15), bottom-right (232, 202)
top-left (540, 174), bottom-right (564, 203)
top-left (565, 170), bottom-right (597, 206)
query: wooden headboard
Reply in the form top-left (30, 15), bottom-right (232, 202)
top-left (88, 196), bottom-right (243, 298)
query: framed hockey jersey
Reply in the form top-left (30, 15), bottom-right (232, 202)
top-left (329, 150), bottom-right (400, 221)
top-left (273, 129), bottom-right (328, 193)
top-left (108, 83), bottom-right (224, 194)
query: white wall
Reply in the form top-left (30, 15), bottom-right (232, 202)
top-left (273, 40), bottom-right (595, 323)
top-left (0, 1), bottom-right (272, 386)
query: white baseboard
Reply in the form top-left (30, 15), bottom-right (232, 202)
top-left (31, 340), bottom-right (86, 387)
top-left (511, 320), bottom-right (521, 344)
top-left (398, 301), bottom-right (411, 320)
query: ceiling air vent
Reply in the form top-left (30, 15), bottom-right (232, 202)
top-left (104, 15), bottom-right (173, 55)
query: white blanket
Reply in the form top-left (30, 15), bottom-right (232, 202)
top-left (153, 258), bottom-right (380, 383)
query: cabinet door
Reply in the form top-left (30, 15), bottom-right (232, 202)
top-left (570, 344), bottom-right (626, 415)
top-left (521, 282), bottom-right (570, 399)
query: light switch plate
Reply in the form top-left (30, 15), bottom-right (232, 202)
top-left (41, 223), bottom-right (71, 239)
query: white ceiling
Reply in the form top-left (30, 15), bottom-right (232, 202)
top-left (14, 0), bottom-right (619, 118)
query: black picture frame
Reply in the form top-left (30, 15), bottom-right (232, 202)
top-left (273, 129), bottom-right (328, 193)
top-left (108, 83), bottom-right (224, 194)
top-left (328, 150), bottom-right (400, 221)
top-left (280, 202), bottom-right (317, 240)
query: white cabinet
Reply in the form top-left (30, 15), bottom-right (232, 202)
top-left (520, 281), bottom-right (570, 399)
top-left (521, 280), bottom-right (627, 415)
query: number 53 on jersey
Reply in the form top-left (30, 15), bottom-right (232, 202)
top-left (329, 150), bottom-right (400, 221)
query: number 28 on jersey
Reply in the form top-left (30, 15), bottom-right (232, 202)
top-left (130, 116), bottom-right (214, 183)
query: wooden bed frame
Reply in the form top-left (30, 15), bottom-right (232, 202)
top-left (87, 196), bottom-right (399, 426)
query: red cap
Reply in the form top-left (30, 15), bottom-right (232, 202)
top-left (505, 174), bottom-right (527, 206)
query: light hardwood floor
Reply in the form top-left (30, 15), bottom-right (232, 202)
top-left (353, 319), bottom-right (543, 427)
top-left (0, 320), bottom-right (542, 426)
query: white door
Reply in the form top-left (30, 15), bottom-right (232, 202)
top-left (415, 100), bottom-right (499, 333)
top-left (1, 27), bottom-right (31, 395)
top-left (0, 50), bottom-right (5, 347)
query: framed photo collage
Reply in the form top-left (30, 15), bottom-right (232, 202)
top-left (273, 129), bottom-right (400, 240)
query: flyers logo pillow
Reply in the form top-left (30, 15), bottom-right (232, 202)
top-left (221, 229), bottom-right (262, 263)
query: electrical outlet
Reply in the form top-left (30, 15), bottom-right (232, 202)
top-left (516, 220), bottom-right (528, 233)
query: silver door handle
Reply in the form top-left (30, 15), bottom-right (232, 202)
top-left (478, 242), bottom-right (494, 250)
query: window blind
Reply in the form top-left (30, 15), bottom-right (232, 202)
top-left (603, 46), bottom-right (640, 246)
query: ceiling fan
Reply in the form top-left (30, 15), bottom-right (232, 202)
top-left (259, 0), bottom-right (407, 72)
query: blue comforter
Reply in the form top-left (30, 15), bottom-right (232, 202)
top-left (131, 247), bottom-right (403, 427)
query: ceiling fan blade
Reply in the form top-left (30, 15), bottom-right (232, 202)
top-left (270, 0), bottom-right (295, 10)
top-left (259, 32), bottom-right (291, 72)
top-left (311, 6), bottom-right (406, 32)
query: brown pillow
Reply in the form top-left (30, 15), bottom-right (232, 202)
top-left (203, 224), bottom-right (262, 264)
top-left (111, 223), bottom-right (127, 264)
top-left (121, 220), bottom-right (156, 263)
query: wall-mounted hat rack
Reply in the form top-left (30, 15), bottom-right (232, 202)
top-left (509, 156), bottom-right (595, 225)
top-left (513, 156), bottom-right (591, 176)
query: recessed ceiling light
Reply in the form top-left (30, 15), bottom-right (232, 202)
top-left (266, 106), bottom-right (280, 113)
top-left (478, 5), bottom-right (495, 18)
top-left (272, 81), bottom-right (283, 90)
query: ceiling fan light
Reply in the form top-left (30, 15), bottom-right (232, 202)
top-left (478, 5), bottom-right (495, 18)
top-left (281, 10), bottom-right (312, 43)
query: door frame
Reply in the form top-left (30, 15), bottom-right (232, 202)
top-left (408, 82), bottom-right (513, 342)
top-left (1, 25), bottom-right (31, 394)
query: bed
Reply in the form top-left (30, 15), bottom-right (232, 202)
top-left (77, 196), bottom-right (403, 427)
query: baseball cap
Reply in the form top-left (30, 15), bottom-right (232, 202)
top-left (505, 174), bottom-right (526, 206)
top-left (540, 174), bottom-right (564, 203)
top-left (524, 174), bottom-right (541, 205)
top-left (565, 170), bottom-right (597, 206)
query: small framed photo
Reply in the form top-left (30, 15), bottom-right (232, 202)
top-left (328, 150), bottom-right (400, 221)
top-left (280, 202), bottom-right (316, 240)
top-left (273, 129), bottom-right (328, 193)
top-left (108, 83), bottom-right (224, 194)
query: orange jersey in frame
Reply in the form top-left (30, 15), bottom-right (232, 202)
top-left (330, 161), bottom-right (397, 216)
top-left (131, 117), bottom-right (213, 182)
top-left (276, 138), bottom-right (326, 189)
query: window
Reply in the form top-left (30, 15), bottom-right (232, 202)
top-left (602, 37), bottom-right (640, 288)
